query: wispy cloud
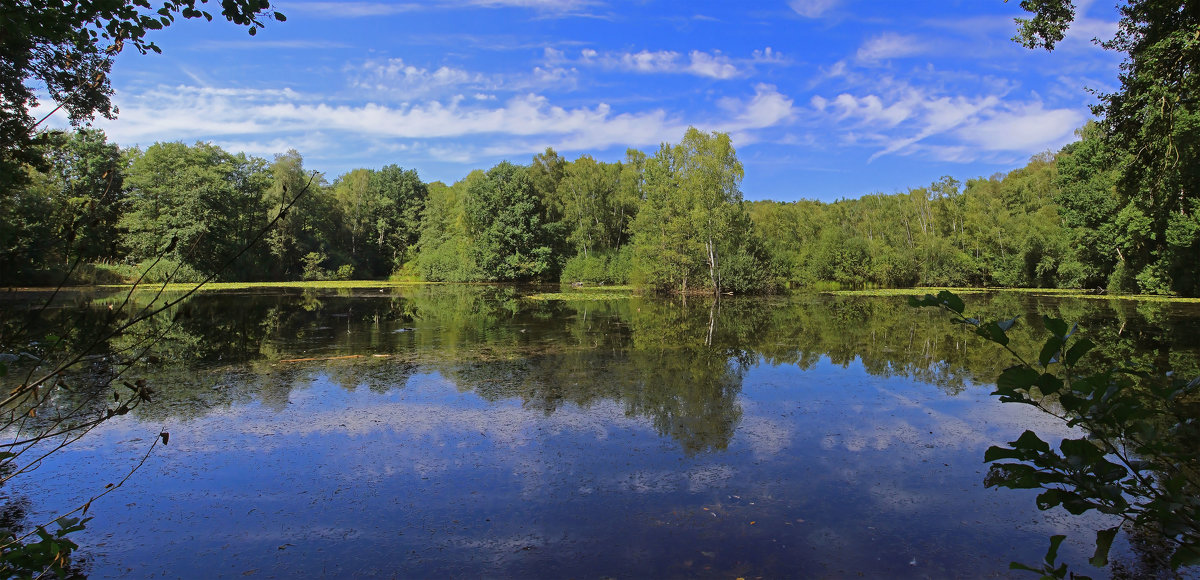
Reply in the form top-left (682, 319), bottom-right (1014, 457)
top-left (556, 47), bottom-right (785, 80)
top-left (578, 48), bottom-right (738, 79)
top-left (287, 0), bottom-right (603, 18)
top-left (97, 85), bottom-right (680, 162)
top-left (348, 57), bottom-right (579, 100)
top-left (788, 0), bottom-right (838, 18)
top-left (95, 80), bottom-right (796, 166)
top-left (287, 2), bottom-right (425, 17)
top-left (855, 33), bottom-right (928, 64)
top-left (811, 78), bottom-right (1081, 162)
top-left (349, 58), bottom-right (488, 99)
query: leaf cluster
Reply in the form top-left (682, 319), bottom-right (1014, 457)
top-left (911, 289), bottom-right (1200, 574)
top-left (0, 0), bottom-right (282, 188)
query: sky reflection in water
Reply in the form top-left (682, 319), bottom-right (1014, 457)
top-left (14, 287), bottom-right (1199, 578)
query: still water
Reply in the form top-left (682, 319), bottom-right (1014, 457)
top-left (5, 285), bottom-right (1200, 578)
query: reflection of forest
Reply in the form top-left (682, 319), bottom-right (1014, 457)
top-left (5, 286), bottom-right (1199, 453)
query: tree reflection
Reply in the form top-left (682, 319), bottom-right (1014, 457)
top-left (5, 286), bottom-right (1199, 456)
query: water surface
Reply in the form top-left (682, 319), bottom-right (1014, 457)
top-left (5, 286), bottom-right (1198, 578)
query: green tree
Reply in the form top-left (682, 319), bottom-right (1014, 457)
top-left (332, 168), bottom-right (372, 263)
top-left (417, 177), bottom-right (481, 282)
top-left (464, 161), bottom-right (557, 281)
top-left (36, 129), bottom-right (127, 265)
top-left (0, 0), bottom-right (282, 189)
top-left (629, 128), bottom-right (754, 294)
top-left (558, 154), bottom-right (621, 258)
top-left (630, 141), bottom-right (700, 292)
top-left (262, 149), bottom-right (335, 279)
top-left (121, 141), bottom-right (270, 280)
top-left (0, 129), bottom-right (126, 284)
top-left (1012, 0), bottom-right (1200, 295)
top-left (368, 164), bottom-right (427, 276)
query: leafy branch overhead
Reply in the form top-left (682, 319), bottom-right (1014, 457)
top-left (0, 0), bottom-right (284, 188)
top-left (911, 290), bottom-right (1200, 575)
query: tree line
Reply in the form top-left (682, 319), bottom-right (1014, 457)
top-left (1, 122), bottom-right (1196, 295)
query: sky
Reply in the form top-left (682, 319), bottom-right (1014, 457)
top-left (40, 0), bottom-right (1125, 202)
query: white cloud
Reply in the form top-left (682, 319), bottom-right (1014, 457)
top-left (751, 46), bottom-right (787, 65)
top-left (350, 58), bottom-right (485, 99)
top-left (717, 84), bottom-right (795, 130)
top-left (348, 57), bottom-right (578, 100)
top-left (956, 103), bottom-right (1084, 152)
top-left (788, 0), bottom-right (838, 18)
top-left (288, 0), bottom-right (601, 18)
top-left (686, 50), bottom-right (739, 79)
top-left (855, 33), bottom-right (928, 64)
top-left (288, 2), bottom-right (424, 17)
top-left (95, 85), bottom-right (685, 163)
top-left (814, 79), bottom-right (1081, 162)
top-left (567, 47), bottom-right (783, 79)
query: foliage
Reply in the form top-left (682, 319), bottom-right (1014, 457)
top-left (911, 289), bottom-right (1200, 575)
top-left (628, 128), bottom-right (765, 294)
top-left (0, 516), bottom-right (89, 578)
top-left (122, 141), bottom-right (271, 280)
top-left (463, 161), bottom-right (558, 281)
top-left (367, 165), bottom-right (428, 276)
top-left (1012, 0), bottom-right (1200, 296)
top-left (0, 0), bottom-right (282, 188)
top-left (560, 247), bottom-right (632, 285)
top-left (416, 178), bottom-right (481, 282)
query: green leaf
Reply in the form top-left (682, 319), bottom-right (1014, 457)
top-left (976, 322), bottom-right (1010, 346)
top-left (1043, 316), bottom-right (1069, 338)
top-left (1170, 542), bottom-right (1200, 569)
top-left (1034, 372), bottom-right (1064, 395)
top-left (1088, 527), bottom-right (1119, 567)
top-left (984, 463), bottom-right (1042, 489)
top-left (1008, 561), bottom-right (1042, 572)
top-left (1044, 534), bottom-right (1066, 564)
top-left (1059, 438), bottom-right (1103, 464)
top-left (1039, 335), bottom-right (1064, 367)
top-left (1013, 430), bottom-right (1051, 453)
top-left (1036, 489), bottom-right (1064, 510)
top-left (908, 294), bottom-right (940, 308)
top-left (997, 366), bottom-right (1039, 392)
top-left (984, 445), bottom-right (1026, 462)
top-left (1064, 338), bottom-right (1095, 367)
top-left (936, 290), bottom-right (964, 314)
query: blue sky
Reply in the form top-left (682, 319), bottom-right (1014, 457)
top-left (43, 0), bottom-right (1124, 202)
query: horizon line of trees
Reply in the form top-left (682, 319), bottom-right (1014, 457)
top-left (1, 123), bottom-right (1196, 296)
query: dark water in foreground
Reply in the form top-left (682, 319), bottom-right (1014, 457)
top-left (4, 285), bottom-right (1200, 578)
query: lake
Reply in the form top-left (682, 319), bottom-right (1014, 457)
top-left (3, 285), bottom-right (1199, 578)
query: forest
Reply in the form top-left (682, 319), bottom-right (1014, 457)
top-left (1, 121), bottom-right (1196, 296)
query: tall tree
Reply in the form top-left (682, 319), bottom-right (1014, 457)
top-left (465, 161), bottom-right (556, 281)
top-left (262, 149), bottom-right (333, 279)
top-left (417, 176), bottom-right (481, 282)
top-left (1012, 0), bottom-right (1200, 294)
top-left (369, 164), bottom-right (427, 275)
top-left (629, 128), bottom-right (748, 294)
top-left (28, 129), bottom-right (125, 267)
top-left (332, 168), bottom-right (372, 261)
top-left (558, 155), bottom-right (621, 258)
top-left (122, 141), bottom-right (269, 280)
